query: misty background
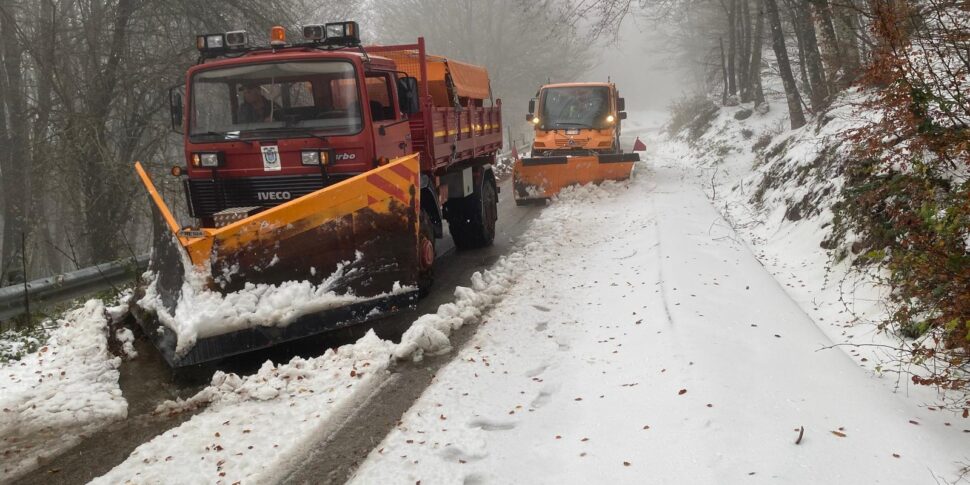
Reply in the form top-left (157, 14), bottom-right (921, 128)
top-left (0, 0), bottom-right (875, 285)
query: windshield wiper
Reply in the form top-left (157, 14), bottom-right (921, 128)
top-left (193, 131), bottom-right (227, 139)
top-left (243, 127), bottom-right (330, 142)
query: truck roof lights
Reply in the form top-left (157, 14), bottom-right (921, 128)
top-left (198, 21), bottom-right (361, 60)
top-left (225, 31), bottom-right (248, 48)
top-left (196, 33), bottom-right (225, 52)
top-left (303, 24), bottom-right (325, 42)
top-left (270, 26), bottom-right (286, 46)
top-left (197, 32), bottom-right (248, 57)
top-left (301, 22), bottom-right (361, 47)
top-left (323, 21), bottom-right (360, 47)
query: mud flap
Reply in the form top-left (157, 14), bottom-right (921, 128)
top-left (132, 155), bottom-right (422, 366)
top-left (512, 152), bottom-right (640, 201)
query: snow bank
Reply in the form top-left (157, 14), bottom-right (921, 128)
top-left (0, 300), bottom-right (127, 482)
top-left (92, 330), bottom-right (394, 485)
top-left (138, 250), bottom-right (412, 355)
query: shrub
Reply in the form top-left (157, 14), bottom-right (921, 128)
top-left (666, 95), bottom-right (719, 142)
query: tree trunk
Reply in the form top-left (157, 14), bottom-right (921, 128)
top-left (727, 0), bottom-right (738, 97)
top-left (792, 0), bottom-right (828, 110)
top-left (764, 0), bottom-right (806, 128)
top-left (77, 0), bottom-right (137, 265)
top-left (749, 0), bottom-right (766, 106)
top-left (720, 37), bottom-right (729, 104)
top-left (738, 0), bottom-right (752, 101)
top-left (813, 0), bottom-right (843, 93)
top-left (0, 1), bottom-right (30, 284)
top-left (29, 0), bottom-right (58, 275)
top-left (834, 1), bottom-right (862, 84)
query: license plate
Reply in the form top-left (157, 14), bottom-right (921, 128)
top-left (565, 129), bottom-right (580, 135)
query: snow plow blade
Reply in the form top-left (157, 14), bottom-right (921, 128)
top-left (132, 155), bottom-right (421, 367)
top-left (512, 152), bottom-right (640, 201)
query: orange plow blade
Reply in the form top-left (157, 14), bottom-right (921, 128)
top-left (132, 155), bottom-right (421, 366)
top-left (512, 152), bottom-right (640, 202)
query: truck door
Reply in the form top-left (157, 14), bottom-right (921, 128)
top-left (365, 71), bottom-right (411, 161)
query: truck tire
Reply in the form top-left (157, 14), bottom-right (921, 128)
top-left (418, 210), bottom-right (435, 296)
top-left (449, 176), bottom-right (497, 249)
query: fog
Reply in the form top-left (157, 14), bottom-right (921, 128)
top-left (582, 18), bottom-right (689, 112)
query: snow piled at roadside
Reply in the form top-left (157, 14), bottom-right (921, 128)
top-left (138, 251), bottom-right (412, 355)
top-left (95, 180), bottom-right (626, 484)
top-left (92, 331), bottom-right (394, 485)
top-left (0, 300), bottom-right (127, 482)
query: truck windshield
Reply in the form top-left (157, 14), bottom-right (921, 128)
top-left (538, 86), bottom-right (611, 130)
top-left (190, 61), bottom-right (362, 139)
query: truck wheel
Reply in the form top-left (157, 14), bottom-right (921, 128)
top-left (450, 177), bottom-right (497, 249)
top-left (418, 210), bottom-right (435, 296)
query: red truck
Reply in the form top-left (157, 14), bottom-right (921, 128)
top-left (136, 22), bottom-right (503, 365)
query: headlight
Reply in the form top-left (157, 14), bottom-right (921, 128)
top-left (606, 115), bottom-right (615, 123)
top-left (205, 34), bottom-right (224, 49)
top-left (301, 150), bottom-right (330, 166)
top-left (532, 117), bottom-right (540, 125)
top-left (192, 152), bottom-right (221, 168)
top-left (225, 31), bottom-right (248, 48)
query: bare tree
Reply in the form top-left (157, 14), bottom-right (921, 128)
top-left (765, 0), bottom-right (806, 128)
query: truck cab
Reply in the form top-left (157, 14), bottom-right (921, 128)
top-left (174, 26), bottom-right (422, 227)
top-left (526, 82), bottom-right (627, 156)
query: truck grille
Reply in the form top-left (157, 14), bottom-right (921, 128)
top-left (185, 174), bottom-right (353, 220)
top-left (555, 138), bottom-right (591, 147)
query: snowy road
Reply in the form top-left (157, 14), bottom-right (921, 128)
top-left (12, 133), bottom-right (968, 484)
top-left (348, 159), bottom-right (969, 483)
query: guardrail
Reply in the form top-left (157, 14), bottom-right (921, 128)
top-left (0, 254), bottom-right (150, 323)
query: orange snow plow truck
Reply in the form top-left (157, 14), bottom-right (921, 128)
top-left (513, 82), bottom-right (638, 203)
top-left (134, 22), bottom-right (502, 366)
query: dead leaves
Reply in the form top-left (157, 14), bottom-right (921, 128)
top-left (678, 389), bottom-right (687, 395)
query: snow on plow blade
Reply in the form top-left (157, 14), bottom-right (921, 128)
top-left (132, 155), bottom-right (421, 367)
top-left (512, 153), bottom-right (640, 201)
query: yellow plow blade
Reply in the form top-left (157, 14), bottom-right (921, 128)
top-left (133, 154), bottom-right (421, 366)
top-left (512, 152), bottom-right (639, 202)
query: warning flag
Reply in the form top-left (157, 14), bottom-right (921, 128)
top-left (633, 137), bottom-right (647, 152)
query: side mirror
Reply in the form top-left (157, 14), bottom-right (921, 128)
top-left (619, 111), bottom-right (627, 120)
top-left (169, 87), bottom-right (184, 133)
top-left (617, 97), bottom-right (626, 111)
top-left (528, 99), bottom-right (535, 113)
top-left (526, 113), bottom-right (535, 122)
top-left (397, 76), bottom-right (420, 115)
